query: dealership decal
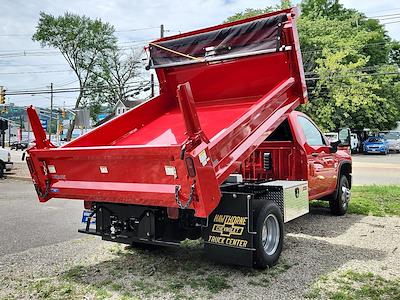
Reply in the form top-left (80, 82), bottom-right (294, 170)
top-left (208, 214), bottom-right (249, 248)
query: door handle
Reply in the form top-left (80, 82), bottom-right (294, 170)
top-left (311, 152), bottom-right (319, 157)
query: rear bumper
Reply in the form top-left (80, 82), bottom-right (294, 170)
top-left (364, 148), bottom-right (386, 153)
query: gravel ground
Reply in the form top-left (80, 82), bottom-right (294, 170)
top-left (1, 208), bottom-right (399, 300)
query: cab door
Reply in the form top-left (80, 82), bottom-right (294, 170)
top-left (297, 116), bottom-right (336, 198)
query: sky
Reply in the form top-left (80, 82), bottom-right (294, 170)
top-left (0, 0), bottom-right (399, 108)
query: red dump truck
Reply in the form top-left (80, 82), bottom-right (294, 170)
top-left (26, 7), bottom-right (352, 268)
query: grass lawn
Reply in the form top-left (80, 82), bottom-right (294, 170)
top-left (311, 185), bottom-right (400, 217)
top-left (305, 270), bottom-right (400, 299)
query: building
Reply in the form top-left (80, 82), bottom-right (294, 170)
top-left (114, 99), bottom-right (144, 116)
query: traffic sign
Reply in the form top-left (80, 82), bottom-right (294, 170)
top-left (40, 119), bottom-right (48, 130)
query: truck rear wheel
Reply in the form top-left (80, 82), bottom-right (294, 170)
top-left (329, 176), bottom-right (350, 216)
top-left (254, 201), bottom-right (284, 268)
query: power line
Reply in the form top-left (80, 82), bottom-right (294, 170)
top-left (304, 64), bottom-right (399, 76)
top-left (301, 40), bottom-right (399, 55)
top-left (366, 7), bottom-right (400, 16)
top-left (0, 26), bottom-right (160, 37)
top-left (0, 40), bottom-right (153, 58)
top-left (5, 80), bottom-right (151, 95)
top-left (381, 20), bottom-right (400, 25)
top-left (368, 13), bottom-right (400, 19)
top-left (305, 70), bottom-right (400, 81)
top-left (0, 69), bottom-right (72, 75)
top-left (55, 79), bottom-right (79, 87)
top-left (115, 26), bottom-right (159, 33)
top-left (0, 62), bottom-right (66, 67)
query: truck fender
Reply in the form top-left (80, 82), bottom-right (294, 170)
top-left (333, 160), bottom-right (352, 198)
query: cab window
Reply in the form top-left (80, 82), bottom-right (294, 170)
top-left (298, 116), bottom-right (326, 146)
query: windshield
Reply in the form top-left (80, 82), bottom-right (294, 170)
top-left (384, 132), bottom-right (400, 140)
top-left (367, 137), bottom-right (384, 143)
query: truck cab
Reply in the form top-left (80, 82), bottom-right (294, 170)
top-left (242, 111), bottom-right (352, 215)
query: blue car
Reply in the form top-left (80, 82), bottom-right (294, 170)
top-left (363, 136), bottom-right (389, 155)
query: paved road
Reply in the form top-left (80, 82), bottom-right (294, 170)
top-left (0, 179), bottom-right (83, 256)
top-left (0, 150), bottom-right (398, 256)
top-left (352, 153), bottom-right (400, 185)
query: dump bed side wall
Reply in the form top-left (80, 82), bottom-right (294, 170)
top-left (64, 94), bottom-right (173, 147)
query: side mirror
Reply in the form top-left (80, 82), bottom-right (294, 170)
top-left (329, 141), bottom-right (339, 153)
top-left (338, 128), bottom-right (351, 147)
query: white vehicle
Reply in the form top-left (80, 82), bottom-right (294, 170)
top-left (0, 147), bottom-right (13, 178)
top-left (350, 133), bottom-right (359, 153)
top-left (324, 132), bottom-right (338, 143)
top-left (384, 132), bottom-right (400, 153)
top-left (325, 132), bottom-right (358, 153)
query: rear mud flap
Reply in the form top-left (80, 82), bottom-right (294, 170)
top-left (202, 192), bottom-right (256, 267)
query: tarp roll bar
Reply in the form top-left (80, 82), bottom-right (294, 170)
top-left (150, 13), bottom-right (288, 68)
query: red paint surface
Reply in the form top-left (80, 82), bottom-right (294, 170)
top-left (27, 7), bottom-right (308, 218)
top-left (242, 111), bottom-right (351, 199)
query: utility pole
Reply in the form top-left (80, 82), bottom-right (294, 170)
top-left (160, 24), bottom-right (164, 38)
top-left (56, 114), bottom-right (60, 144)
top-left (49, 82), bottom-right (53, 141)
top-left (150, 74), bottom-right (155, 97)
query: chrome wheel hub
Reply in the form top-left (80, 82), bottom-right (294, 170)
top-left (341, 186), bottom-right (351, 209)
top-left (262, 214), bottom-right (280, 256)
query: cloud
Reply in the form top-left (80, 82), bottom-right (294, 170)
top-left (0, 0), bottom-right (398, 108)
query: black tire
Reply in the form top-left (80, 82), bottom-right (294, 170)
top-left (0, 161), bottom-right (4, 178)
top-left (254, 201), bottom-right (284, 269)
top-left (329, 176), bottom-right (350, 216)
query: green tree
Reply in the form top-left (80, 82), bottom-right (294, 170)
top-left (224, 0), bottom-right (400, 131)
top-left (224, 0), bottom-right (291, 23)
top-left (300, 0), bottom-right (357, 20)
top-left (298, 1), bottom-right (400, 130)
top-left (32, 12), bottom-right (117, 140)
top-left (84, 48), bottom-right (149, 122)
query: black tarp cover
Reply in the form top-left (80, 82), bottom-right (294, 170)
top-left (150, 13), bottom-right (288, 68)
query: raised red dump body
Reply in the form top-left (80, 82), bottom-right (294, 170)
top-left (27, 7), bottom-right (307, 218)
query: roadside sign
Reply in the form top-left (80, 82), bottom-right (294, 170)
top-left (40, 119), bottom-right (48, 130)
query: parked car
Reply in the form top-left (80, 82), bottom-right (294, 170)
top-left (325, 132), bottom-right (358, 153)
top-left (363, 136), bottom-right (389, 154)
top-left (350, 133), bottom-right (359, 153)
top-left (384, 131), bottom-right (400, 153)
top-left (0, 147), bottom-right (13, 178)
top-left (10, 140), bottom-right (29, 150)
